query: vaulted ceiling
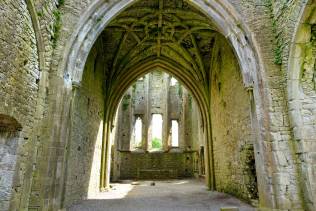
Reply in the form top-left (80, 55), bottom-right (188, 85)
top-left (99, 0), bottom-right (221, 87)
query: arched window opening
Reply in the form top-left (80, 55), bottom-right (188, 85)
top-left (171, 120), bottom-right (179, 147)
top-left (170, 77), bottom-right (178, 86)
top-left (132, 116), bottom-right (143, 149)
top-left (112, 71), bottom-right (205, 182)
top-left (151, 114), bottom-right (163, 150)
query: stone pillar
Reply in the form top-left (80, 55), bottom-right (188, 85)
top-left (100, 114), bottom-right (111, 190)
top-left (120, 89), bottom-right (133, 151)
top-left (248, 88), bottom-right (270, 207)
top-left (128, 92), bottom-right (134, 151)
top-left (183, 90), bottom-right (192, 150)
top-left (162, 74), bottom-right (170, 151)
top-left (144, 75), bottom-right (150, 151)
top-left (180, 89), bottom-right (189, 151)
top-left (112, 111), bottom-right (120, 181)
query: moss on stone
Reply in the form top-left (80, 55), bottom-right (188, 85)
top-left (264, 0), bottom-right (287, 65)
top-left (52, 10), bottom-right (62, 48)
top-left (122, 94), bottom-right (131, 111)
top-left (51, 0), bottom-right (65, 48)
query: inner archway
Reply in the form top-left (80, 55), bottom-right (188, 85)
top-left (60, 0), bottom-right (262, 209)
top-left (47, 1), bottom-right (286, 207)
top-left (111, 70), bottom-right (207, 181)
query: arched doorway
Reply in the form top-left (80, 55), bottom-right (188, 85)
top-left (56, 0), bottom-right (273, 209)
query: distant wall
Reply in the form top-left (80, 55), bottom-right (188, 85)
top-left (118, 151), bottom-right (196, 179)
top-left (113, 71), bottom-right (204, 180)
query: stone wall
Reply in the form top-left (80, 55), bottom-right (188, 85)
top-left (0, 1), bottom-right (40, 210)
top-left (211, 36), bottom-right (258, 204)
top-left (0, 115), bottom-right (22, 211)
top-left (63, 39), bottom-right (105, 206)
top-left (115, 71), bottom-right (199, 152)
top-left (0, 0), bottom-right (315, 210)
top-left (113, 71), bottom-right (204, 180)
top-left (119, 151), bottom-right (196, 179)
top-left (287, 1), bottom-right (316, 209)
top-left (227, 0), bottom-right (308, 208)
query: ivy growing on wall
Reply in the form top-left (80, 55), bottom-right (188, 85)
top-left (51, 0), bottom-right (65, 48)
top-left (122, 94), bottom-right (131, 111)
top-left (188, 95), bottom-right (193, 111)
top-left (177, 84), bottom-right (183, 97)
top-left (301, 24), bottom-right (316, 93)
top-left (264, 0), bottom-right (289, 65)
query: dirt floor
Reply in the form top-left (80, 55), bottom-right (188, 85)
top-left (67, 179), bottom-right (255, 211)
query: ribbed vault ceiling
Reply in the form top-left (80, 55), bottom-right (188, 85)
top-left (101, 0), bottom-right (220, 86)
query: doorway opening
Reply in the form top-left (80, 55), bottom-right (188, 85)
top-left (62, 0), bottom-right (260, 208)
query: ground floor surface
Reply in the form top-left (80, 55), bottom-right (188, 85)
top-left (67, 179), bottom-right (255, 211)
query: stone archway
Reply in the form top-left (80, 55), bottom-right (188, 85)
top-left (56, 0), bottom-right (274, 209)
top-left (287, 0), bottom-right (316, 209)
top-left (101, 60), bottom-right (212, 189)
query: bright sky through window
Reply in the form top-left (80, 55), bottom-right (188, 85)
top-left (134, 117), bottom-right (142, 147)
top-left (152, 114), bottom-right (163, 140)
top-left (171, 120), bottom-right (179, 147)
top-left (171, 77), bottom-right (178, 86)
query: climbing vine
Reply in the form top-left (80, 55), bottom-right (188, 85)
top-left (301, 24), bottom-right (316, 94)
top-left (122, 94), bottom-right (131, 111)
top-left (188, 95), bottom-right (193, 111)
top-left (51, 0), bottom-right (64, 48)
top-left (34, 0), bottom-right (64, 48)
top-left (264, 0), bottom-right (289, 65)
top-left (52, 11), bottom-right (61, 48)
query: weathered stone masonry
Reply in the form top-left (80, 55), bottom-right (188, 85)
top-left (112, 71), bottom-right (205, 181)
top-left (287, 1), bottom-right (316, 209)
top-left (0, 1), bottom-right (41, 210)
top-left (0, 0), bottom-right (316, 210)
top-left (62, 39), bottom-right (105, 207)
